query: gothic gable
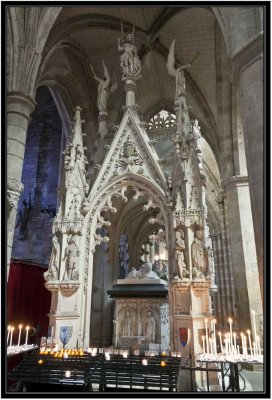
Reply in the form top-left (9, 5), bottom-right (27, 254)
top-left (89, 108), bottom-right (167, 199)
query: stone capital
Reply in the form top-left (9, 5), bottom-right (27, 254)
top-left (7, 177), bottom-right (24, 194)
top-left (7, 91), bottom-right (36, 122)
top-left (221, 175), bottom-right (249, 190)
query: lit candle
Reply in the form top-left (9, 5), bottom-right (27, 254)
top-left (123, 353), bottom-right (128, 359)
top-left (212, 319), bottom-right (217, 354)
top-left (51, 326), bottom-right (54, 339)
top-left (142, 359), bottom-right (147, 366)
top-left (202, 335), bottom-right (206, 353)
top-left (209, 338), bottom-right (213, 354)
top-left (252, 310), bottom-right (257, 344)
top-left (63, 352), bottom-right (68, 359)
top-left (228, 318), bottom-right (233, 349)
top-left (233, 332), bottom-right (237, 352)
top-left (237, 345), bottom-right (240, 354)
top-left (17, 325), bottom-right (23, 347)
top-left (252, 342), bottom-right (256, 356)
top-left (87, 347), bottom-right (92, 353)
top-left (9, 327), bottom-right (14, 347)
top-left (224, 339), bottom-right (228, 355)
top-left (65, 371), bottom-right (71, 378)
top-left (243, 333), bottom-right (247, 355)
top-left (218, 332), bottom-right (223, 353)
top-left (240, 333), bottom-right (245, 355)
top-left (25, 326), bottom-right (30, 346)
top-left (204, 319), bottom-right (209, 353)
top-left (247, 330), bottom-right (253, 356)
top-left (7, 325), bottom-right (11, 345)
top-left (105, 352), bottom-right (110, 360)
top-left (160, 361), bottom-right (166, 367)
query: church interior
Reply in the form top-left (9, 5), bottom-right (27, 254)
top-left (6, 4), bottom-right (265, 394)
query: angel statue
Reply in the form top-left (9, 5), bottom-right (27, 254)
top-left (90, 60), bottom-right (117, 113)
top-left (117, 22), bottom-right (141, 81)
top-left (167, 39), bottom-right (199, 102)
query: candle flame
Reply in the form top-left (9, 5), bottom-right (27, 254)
top-left (8, 325), bottom-right (11, 330)
top-left (26, 326), bottom-right (30, 330)
top-left (228, 318), bottom-right (232, 323)
top-left (213, 319), bottom-right (216, 323)
top-left (11, 327), bottom-right (14, 331)
top-left (19, 324), bottom-right (23, 328)
top-left (218, 332), bottom-right (221, 336)
top-left (204, 318), bottom-right (208, 322)
top-left (247, 330), bottom-right (251, 334)
top-left (233, 332), bottom-right (236, 337)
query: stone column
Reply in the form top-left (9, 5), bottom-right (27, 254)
top-left (222, 176), bottom-right (263, 336)
top-left (231, 34), bottom-right (264, 301)
top-left (124, 80), bottom-right (137, 107)
top-left (7, 92), bottom-right (36, 279)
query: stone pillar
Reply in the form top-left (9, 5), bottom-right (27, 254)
top-left (222, 176), bottom-right (263, 337)
top-left (124, 80), bottom-right (137, 107)
top-left (231, 34), bottom-right (263, 301)
top-left (7, 92), bottom-right (36, 279)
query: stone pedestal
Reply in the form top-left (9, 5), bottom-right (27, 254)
top-left (108, 279), bottom-right (169, 351)
top-left (47, 285), bottom-right (80, 349)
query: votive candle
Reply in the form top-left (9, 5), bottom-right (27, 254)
top-left (17, 325), bottom-right (23, 347)
top-left (247, 330), bottom-right (253, 356)
top-left (202, 335), bottom-right (206, 353)
top-left (9, 327), bottom-right (14, 347)
top-left (218, 332), bottom-right (223, 353)
top-left (204, 318), bottom-right (209, 353)
top-left (25, 326), bottom-right (30, 346)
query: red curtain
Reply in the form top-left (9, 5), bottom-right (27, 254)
top-left (7, 261), bottom-right (52, 342)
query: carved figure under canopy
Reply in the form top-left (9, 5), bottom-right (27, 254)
top-left (122, 310), bottom-right (133, 336)
top-left (145, 311), bottom-right (156, 343)
top-left (118, 23), bottom-right (141, 80)
top-left (63, 235), bottom-right (80, 281)
top-left (167, 39), bottom-right (199, 102)
top-left (90, 60), bottom-right (117, 113)
top-left (174, 225), bottom-right (189, 279)
top-left (191, 228), bottom-right (207, 278)
top-left (44, 235), bottom-right (60, 282)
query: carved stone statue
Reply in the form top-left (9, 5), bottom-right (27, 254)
top-left (122, 310), bottom-right (133, 336)
top-left (191, 228), bottom-right (207, 278)
top-left (145, 311), bottom-right (156, 343)
top-left (174, 225), bottom-right (189, 279)
top-left (119, 233), bottom-right (129, 278)
top-left (63, 235), bottom-right (80, 281)
top-left (44, 235), bottom-right (60, 282)
top-left (90, 60), bottom-right (117, 113)
top-left (125, 263), bottom-right (161, 280)
top-left (118, 24), bottom-right (141, 80)
top-left (16, 193), bottom-right (32, 240)
top-left (167, 39), bottom-right (199, 102)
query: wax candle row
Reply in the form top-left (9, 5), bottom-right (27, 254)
top-left (7, 325), bottom-right (30, 347)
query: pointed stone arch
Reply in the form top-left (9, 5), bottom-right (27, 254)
top-left (80, 173), bottom-right (173, 347)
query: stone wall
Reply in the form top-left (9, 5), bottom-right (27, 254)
top-left (11, 87), bottom-right (62, 266)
